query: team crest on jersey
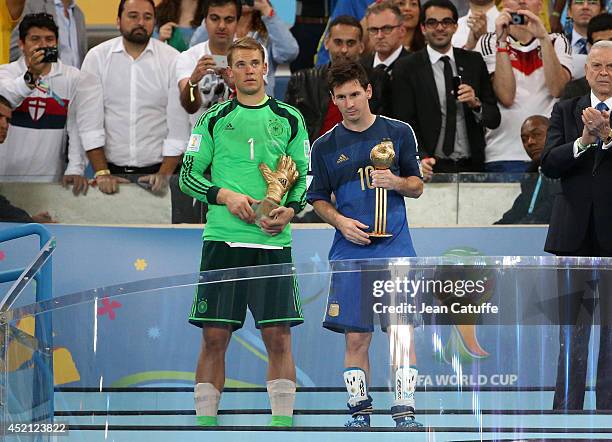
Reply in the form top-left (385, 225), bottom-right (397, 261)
top-left (187, 134), bottom-right (202, 152)
top-left (268, 118), bottom-right (284, 137)
top-left (28, 97), bottom-right (47, 121)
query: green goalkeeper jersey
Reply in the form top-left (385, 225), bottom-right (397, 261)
top-left (179, 97), bottom-right (310, 247)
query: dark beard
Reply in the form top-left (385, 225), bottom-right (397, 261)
top-left (123, 28), bottom-right (151, 45)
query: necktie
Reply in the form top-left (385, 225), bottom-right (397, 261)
top-left (576, 38), bottom-right (588, 55)
top-left (595, 102), bottom-right (609, 151)
top-left (441, 56), bottom-right (456, 156)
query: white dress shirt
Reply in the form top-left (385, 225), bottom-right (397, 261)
top-left (373, 44), bottom-right (403, 69)
top-left (0, 58), bottom-right (88, 180)
top-left (571, 29), bottom-right (588, 79)
top-left (452, 6), bottom-right (500, 48)
top-left (54, 0), bottom-right (81, 68)
top-left (573, 92), bottom-right (612, 157)
top-left (79, 37), bottom-right (190, 167)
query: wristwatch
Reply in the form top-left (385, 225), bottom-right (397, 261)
top-left (23, 70), bottom-right (37, 88)
top-left (604, 128), bottom-right (612, 145)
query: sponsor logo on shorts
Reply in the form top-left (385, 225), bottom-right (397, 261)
top-left (328, 303), bottom-right (340, 317)
top-left (197, 300), bottom-right (208, 314)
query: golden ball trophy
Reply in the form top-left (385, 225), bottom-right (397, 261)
top-left (253, 155), bottom-right (299, 226)
top-left (369, 139), bottom-right (395, 238)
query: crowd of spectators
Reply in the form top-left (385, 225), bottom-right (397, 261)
top-left (1, 0), bottom-right (612, 224)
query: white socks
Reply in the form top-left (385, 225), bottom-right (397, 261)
top-left (343, 367), bottom-right (369, 407)
top-left (393, 366), bottom-right (417, 409)
top-left (194, 383), bottom-right (221, 417)
top-left (266, 379), bottom-right (296, 417)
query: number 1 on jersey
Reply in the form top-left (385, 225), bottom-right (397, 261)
top-left (358, 166), bottom-right (375, 191)
top-left (248, 138), bottom-right (254, 160)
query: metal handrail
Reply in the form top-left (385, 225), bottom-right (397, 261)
top-left (0, 223), bottom-right (55, 435)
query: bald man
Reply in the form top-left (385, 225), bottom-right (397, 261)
top-left (495, 115), bottom-right (559, 224)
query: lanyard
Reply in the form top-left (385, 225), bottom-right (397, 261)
top-left (527, 173), bottom-right (543, 215)
top-left (35, 80), bottom-right (66, 108)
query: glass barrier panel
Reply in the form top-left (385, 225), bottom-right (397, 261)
top-left (1, 257), bottom-right (610, 440)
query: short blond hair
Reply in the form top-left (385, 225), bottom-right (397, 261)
top-left (227, 37), bottom-right (265, 67)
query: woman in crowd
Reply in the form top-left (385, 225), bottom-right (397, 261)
top-left (155, 0), bottom-right (207, 52)
top-left (395, 0), bottom-right (425, 51)
top-left (190, 0), bottom-right (299, 96)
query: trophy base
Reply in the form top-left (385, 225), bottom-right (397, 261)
top-left (368, 232), bottom-right (393, 238)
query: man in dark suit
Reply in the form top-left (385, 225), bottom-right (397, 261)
top-left (360, 0), bottom-right (410, 116)
top-left (541, 40), bottom-right (612, 411)
top-left (391, 0), bottom-right (500, 179)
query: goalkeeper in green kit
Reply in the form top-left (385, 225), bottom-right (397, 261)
top-left (179, 37), bottom-right (309, 427)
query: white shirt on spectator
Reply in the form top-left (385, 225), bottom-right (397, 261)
top-left (78, 37), bottom-right (190, 167)
top-left (176, 40), bottom-right (269, 126)
top-left (476, 32), bottom-right (572, 163)
top-left (54, 0), bottom-right (81, 68)
top-left (0, 58), bottom-right (87, 181)
top-left (373, 44), bottom-right (403, 68)
top-left (570, 29), bottom-right (588, 79)
top-left (452, 5), bottom-right (500, 49)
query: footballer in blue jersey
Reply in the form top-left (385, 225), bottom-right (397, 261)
top-left (307, 61), bottom-right (424, 429)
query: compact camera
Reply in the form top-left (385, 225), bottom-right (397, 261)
top-left (41, 46), bottom-right (58, 63)
top-left (510, 13), bottom-right (526, 25)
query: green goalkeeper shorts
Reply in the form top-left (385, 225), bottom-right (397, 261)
top-left (188, 241), bottom-right (303, 330)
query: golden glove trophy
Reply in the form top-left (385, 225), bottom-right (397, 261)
top-left (369, 139), bottom-right (395, 238)
top-left (253, 155), bottom-right (299, 226)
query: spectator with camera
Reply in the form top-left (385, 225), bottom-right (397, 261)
top-left (0, 12), bottom-right (88, 193)
top-left (475, 0), bottom-right (572, 173)
top-left (285, 15), bottom-right (364, 142)
top-left (452, 0), bottom-right (500, 50)
top-left (9, 0), bottom-right (87, 68)
top-left (563, 12), bottom-right (612, 98)
top-left (154, 0), bottom-right (206, 52)
top-left (177, 0), bottom-right (253, 124)
top-left (189, 0), bottom-right (297, 97)
top-left (1, 0), bottom-right (25, 64)
top-left (78, 0), bottom-right (190, 195)
top-left (392, 0), bottom-right (500, 177)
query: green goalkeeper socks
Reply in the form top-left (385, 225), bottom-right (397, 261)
top-left (269, 415), bottom-right (293, 427)
top-left (196, 416), bottom-right (218, 426)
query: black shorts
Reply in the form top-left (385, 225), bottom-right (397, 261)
top-left (188, 241), bottom-right (303, 330)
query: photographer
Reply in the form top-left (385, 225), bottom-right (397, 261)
top-left (475, 0), bottom-right (572, 173)
top-left (189, 0), bottom-right (298, 97)
top-left (0, 12), bottom-right (88, 194)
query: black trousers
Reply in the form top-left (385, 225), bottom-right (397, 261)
top-left (553, 210), bottom-right (612, 410)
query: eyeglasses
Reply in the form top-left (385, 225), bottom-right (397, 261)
top-left (572, 0), bottom-right (601, 5)
top-left (27, 13), bottom-right (54, 20)
top-left (367, 25), bottom-right (401, 35)
top-left (423, 18), bottom-right (456, 29)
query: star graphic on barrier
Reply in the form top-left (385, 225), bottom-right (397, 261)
top-left (147, 327), bottom-right (161, 339)
top-left (134, 258), bottom-right (148, 271)
top-left (97, 297), bottom-right (122, 320)
top-left (0, 250), bottom-right (5, 261)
